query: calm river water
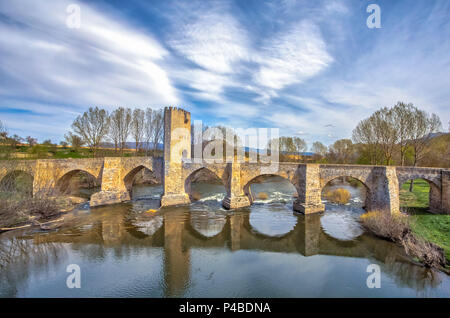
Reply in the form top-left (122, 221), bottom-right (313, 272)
top-left (0, 179), bottom-right (449, 297)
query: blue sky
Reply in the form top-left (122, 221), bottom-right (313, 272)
top-left (0, 0), bottom-right (449, 148)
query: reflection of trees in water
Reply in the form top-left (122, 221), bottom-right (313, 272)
top-left (0, 236), bottom-right (67, 297)
top-left (368, 239), bottom-right (442, 292)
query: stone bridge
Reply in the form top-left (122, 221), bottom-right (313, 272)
top-left (0, 157), bottom-right (163, 206)
top-left (0, 107), bottom-right (448, 214)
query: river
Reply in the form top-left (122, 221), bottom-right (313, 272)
top-left (0, 179), bottom-right (449, 297)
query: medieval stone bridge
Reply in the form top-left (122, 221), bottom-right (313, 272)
top-left (0, 107), bottom-right (449, 214)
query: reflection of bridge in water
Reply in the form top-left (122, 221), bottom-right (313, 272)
top-left (29, 208), bottom-right (433, 296)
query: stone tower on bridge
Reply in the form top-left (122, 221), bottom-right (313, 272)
top-left (160, 107), bottom-right (192, 207)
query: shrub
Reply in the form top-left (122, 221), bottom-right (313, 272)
top-left (25, 197), bottom-right (60, 219)
top-left (324, 188), bottom-right (351, 204)
top-left (0, 200), bottom-right (29, 228)
top-left (0, 196), bottom-right (60, 228)
top-left (190, 190), bottom-right (202, 201)
top-left (256, 192), bottom-right (269, 200)
top-left (360, 211), bottom-right (409, 241)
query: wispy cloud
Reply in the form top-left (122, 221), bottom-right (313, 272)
top-left (168, 7), bottom-right (249, 74)
top-left (0, 0), bottom-right (448, 146)
top-left (0, 0), bottom-right (178, 111)
top-left (254, 21), bottom-right (333, 92)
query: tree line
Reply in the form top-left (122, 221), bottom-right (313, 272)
top-left (66, 107), bottom-right (164, 157)
top-left (306, 102), bottom-right (447, 167)
top-left (1, 101), bottom-right (448, 167)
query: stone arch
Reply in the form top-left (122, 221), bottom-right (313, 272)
top-left (123, 165), bottom-right (154, 197)
top-left (55, 169), bottom-right (99, 196)
top-left (397, 175), bottom-right (440, 191)
top-left (320, 175), bottom-right (371, 208)
top-left (398, 177), bottom-right (441, 212)
top-left (0, 169), bottom-right (34, 197)
top-left (243, 174), bottom-right (299, 204)
top-left (184, 167), bottom-right (226, 201)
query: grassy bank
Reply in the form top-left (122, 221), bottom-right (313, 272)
top-left (399, 178), bottom-right (450, 264)
top-left (409, 212), bottom-right (450, 263)
top-left (400, 179), bottom-right (430, 208)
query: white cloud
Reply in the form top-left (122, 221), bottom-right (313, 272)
top-left (169, 9), bottom-right (249, 74)
top-left (0, 0), bottom-right (179, 111)
top-left (254, 21), bottom-right (333, 91)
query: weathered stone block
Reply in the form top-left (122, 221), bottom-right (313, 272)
top-left (293, 201), bottom-right (325, 214)
top-left (161, 193), bottom-right (191, 207)
top-left (222, 195), bottom-right (251, 210)
top-left (90, 190), bottom-right (130, 207)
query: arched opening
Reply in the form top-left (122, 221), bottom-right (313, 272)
top-left (123, 165), bottom-right (161, 200)
top-left (321, 176), bottom-right (369, 208)
top-left (244, 175), bottom-right (297, 204)
top-left (184, 168), bottom-right (227, 238)
top-left (319, 176), bottom-right (368, 241)
top-left (400, 178), bottom-right (438, 211)
top-left (244, 175), bottom-right (298, 237)
top-left (184, 168), bottom-right (226, 203)
top-left (0, 170), bottom-right (33, 199)
top-left (56, 170), bottom-right (100, 199)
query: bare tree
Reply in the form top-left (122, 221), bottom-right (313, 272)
top-left (352, 117), bottom-right (382, 165)
top-left (328, 139), bottom-right (354, 164)
top-left (26, 136), bottom-right (37, 147)
top-left (131, 108), bottom-right (145, 153)
top-left (108, 111), bottom-right (120, 153)
top-left (145, 108), bottom-right (164, 156)
top-left (71, 107), bottom-right (109, 158)
top-left (375, 107), bottom-right (398, 165)
top-left (144, 108), bottom-right (153, 155)
top-left (293, 137), bottom-right (307, 157)
top-left (353, 107), bottom-right (397, 165)
top-left (109, 107), bottom-right (132, 156)
top-left (392, 102), bottom-right (415, 166)
top-left (64, 132), bottom-right (85, 151)
top-left (9, 134), bottom-right (23, 149)
top-left (311, 141), bottom-right (327, 156)
top-left (408, 110), bottom-right (442, 167)
top-left (0, 120), bottom-right (7, 141)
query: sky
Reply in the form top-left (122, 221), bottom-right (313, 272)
top-left (0, 0), bottom-right (449, 148)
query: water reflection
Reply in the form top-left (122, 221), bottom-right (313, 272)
top-left (0, 183), bottom-right (449, 298)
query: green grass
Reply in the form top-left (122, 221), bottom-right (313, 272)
top-left (409, 212), bottom-right (450, 262)
top-left (400, 179), bottom-right (450, 262)
top-left (400, 179), bottom-right (430, 208)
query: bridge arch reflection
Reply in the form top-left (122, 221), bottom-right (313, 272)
top-left (23, 206), bottom-right (441, 297)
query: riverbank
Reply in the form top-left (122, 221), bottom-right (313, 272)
top-left (398, 179), bottom-right (450, 267)
top-left (0, 195), bottom-right (86, 232)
